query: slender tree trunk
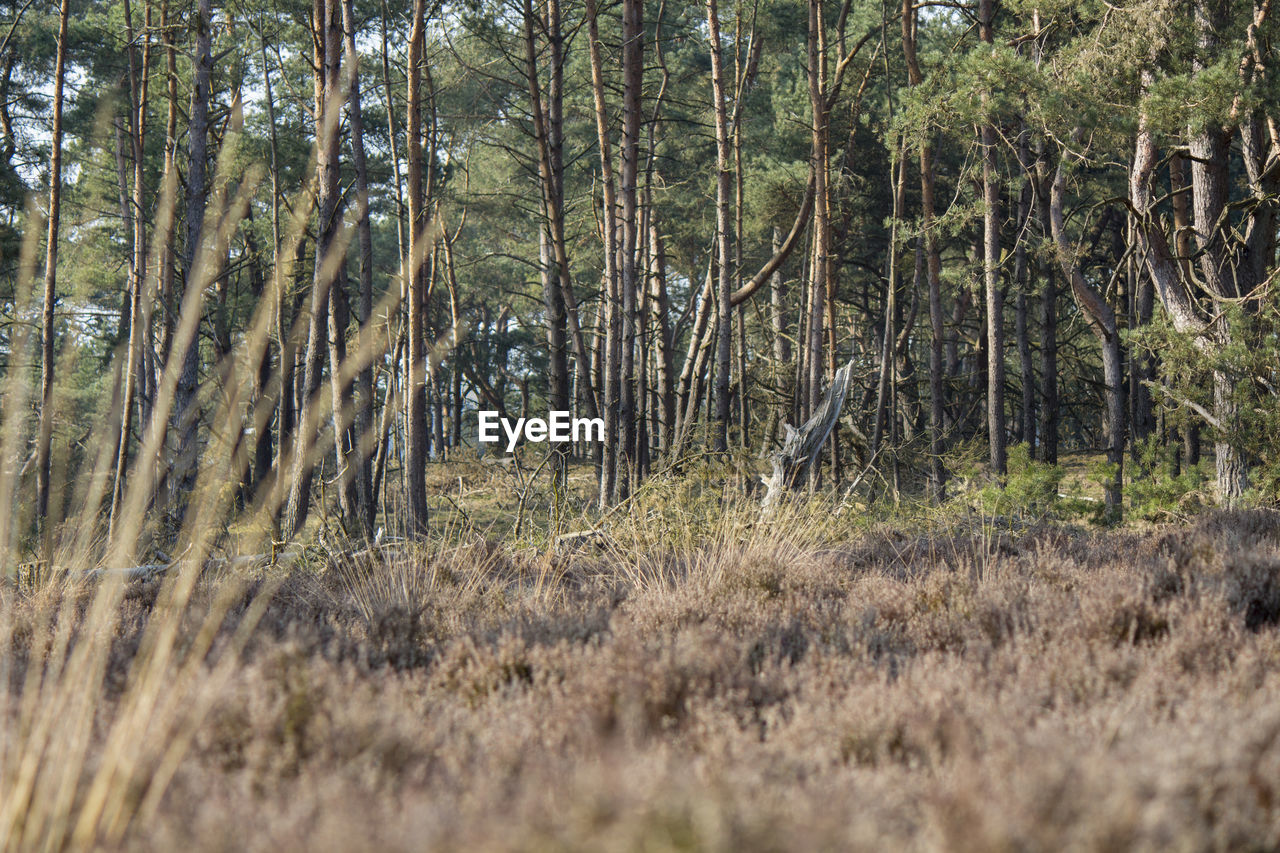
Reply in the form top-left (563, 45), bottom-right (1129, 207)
top-left (1014, 130), bottom-right (1035, 452)
top-left (618, 0), bottom-right (642, 492)
top-left (649, 224), bottom-right (675, 457)
top-left (108, 111), bottom-right (135, 531)
top-left (537, 224), bottom-right (570, 416)
top-left (285, 0), bottom-right (343, 538)
top-left (1035, 162), bottom-right (1058, 464)
top-left (342, 0), bottom-right (377, 535)
top-left (244, 223), bottom-right (275, 502)
top-left (524, 0), bottom-right (572, 482)
top-left (1185, 418), bottom-right (1201, 468)
top-left (328, 266), bottom-right (357, 528)
top-left (1099, 329), bottom-right (1125, 517)
top-left (1039, 267), bottom-right (1059, 465)
top-left (110, 0), bottom-right (152, 537)
top-left (585, 0), bottom-right (622, 503)
top-left (1167, 150), bottom-right (1199, 468)
top-left (542, 9), bottom-right (571, 439)
top-left (135, 0), bottom-right (156, 433)
top-left (795, 240), bottom-right (810, 428)
top-left (432, 378), bottom-right (446, 460)
top-left (673, 263), bottom-right (714, 452)
top-left (902, 0), bottom-right (947, 500)
top-left (371, 321), bottom-right (405, 505)
top-left (404, 0), bottom-right (431, 534)
top-left (1190, 131), bottom-right (1248, 503)
top-left (259, 28), bottom-right (293, 527)
top-left (591, 297), bottom-right (605, 433)
top-left (873, 135), bottom-right (907, 460)
top-left (381, 0), bottom-right (408, 290)
top-left (112, 119), bottom-right (134, 323)
top-left (545, 0), bottom-right (576, 426)
top-left (979, 0), bottom-right (1005, 479)
top-left (805, 0), bottom-right (829, 456)
top-left (168, 0), bottom-right (214, 516)
top-left (1128, 216), bottom-right (1155, 454)
top-left (322, 0), bottom-right (358, 533)
top-left (706, 0), bottom-right (733, 454)
top-left (923, 156), bottom-right (947, 495)
top-left (730, 9), bottom-right (757, 452)
top-left (277, 249), bottom-right (305, 494)
top-left (35, 0), bottom-right (70, 531)
top-left (155, 0), bottom-right (179, 384)
top-left (770, 227), bottom-right (790, 364)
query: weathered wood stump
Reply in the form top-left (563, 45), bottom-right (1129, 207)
top-left (762, 357), bottom-right (857, 515)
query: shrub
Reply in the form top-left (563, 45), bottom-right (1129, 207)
top-left (1127, 433), bottom-right (1209, 521)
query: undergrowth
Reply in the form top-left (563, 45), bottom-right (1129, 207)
top-left (5, 494), bottom-right (1280, 850)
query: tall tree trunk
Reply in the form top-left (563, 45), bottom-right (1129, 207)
top-left (240, 225), bottom-right (274, 504)
top-left (155, 0), bottom-right (179, 395)
top-left (1128, 215), bottom-right (1155, 454)
top-left (585, 0), bottom-right (622, 503)
top-left (1166, 150), bottom-right (1199, 467)
top-left (1189, 122), bottom-right (1247, 503)
top-left (872, 135), bottom-right (907, 461)
top-left (535, 0), bottom-right (596, 425)
top-left (342, 0), bottom-right (376, 535)
top-left (168, 0), bottom-right (213, 517)
top-left (285, 0), bottom-right (343, 538)
top-left (404, 0), bottom-right (431, 535)
top-left (979, 0), bottom-right (1005, 479)
top-left (109, 0), bottom-right (152, 538)
top-left (1039, 263), bottom-right (1059, 465)
top-left (258, 27), bottom-right (295, 526)
top-left (523, 0), bottom-right (572, 481)
top-left (328, 268), bottom-right (356, 529)
top-left (707, 0), bottom-right (733, 453)
top-left (371, 322), bottom-right (405, 506)
top-left (730, 7), bottom-right (758, 452)
top-left (619, 0), bottom-right (642, 491)
top-left (649, 224), bottom-right (675, 457)
top-left (795, 241), bottom-right (810, 427)
top-left (544, 0), bottom-right (576, 428)
top-left (1014, 130), bottom-right (1035, 452)
top-left (321, 0), bottom-right (358, 533)
top-left (805, 0), bottom-right (829, 458)
top-left (380, 0), bottom-right (408, 296)
top-left (902, 0), bottom-right (946, 500)
top-left (35, 0), bottom-right (70, 530)
top-left (1035, 159), bottom-right (1058, 464)
top-left (770, 227), bottom-right (790, 363)
top-left (673, 262), bottom-right (714, 452)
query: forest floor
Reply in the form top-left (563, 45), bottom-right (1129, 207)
top-left (5, 489), bottom-right (1280, 850)
top-left (411, 446), bottom-right (1119, 541)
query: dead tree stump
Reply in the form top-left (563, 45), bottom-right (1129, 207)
top-left (762, 357), bottom-right (857, 515)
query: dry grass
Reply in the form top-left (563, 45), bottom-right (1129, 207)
top-left (5, 503), bottom-right (1280, 851)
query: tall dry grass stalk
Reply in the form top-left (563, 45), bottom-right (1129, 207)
top-left (0, 82), bottom-right (410, 848)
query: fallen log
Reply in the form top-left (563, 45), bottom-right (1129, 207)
top-left (68, 550), bottom-right (301, 584)
top-left (553, 529), bottom-right (611, 554)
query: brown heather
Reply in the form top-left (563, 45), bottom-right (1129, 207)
top-left (6, 504), bottom-right (1280, 850)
